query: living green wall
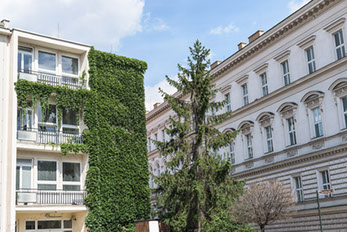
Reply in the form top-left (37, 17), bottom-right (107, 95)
top-left (84, 47), bottom-right (150, 231)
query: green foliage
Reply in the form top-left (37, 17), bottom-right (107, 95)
top-left (154, 41), bottom-right (247, 231)
top-left (60, 143), bottom-right (88, 156)
top-left (85, 47), bottom-right (150, 231)
top-left (15, 79), bottom-right (89, 132)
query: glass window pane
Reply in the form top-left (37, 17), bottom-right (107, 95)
top-left (24, 54), bottom-right (32, 72)
top-left (63, 185), bottom-right (81, 191)
top-left (18, 53), bottom-right (22, 72)
top-left (38, 161), bottom-right (56, 181)
top-left (16, 167), bottom-right (20, 190)
top-left (38, 184), bottom-right (57, 190)
top-left (38, 51), bottom-right (56, 71)
top-left (38, 104), bottom-right (57, 124)
top-left (22, 166), bottom-right (31, 189)
top-left (38, 220), bottom-right (61, 229)
top-left (63, 108), bottom-right (78, 125)
top-left (64, 220), bottom-right (73, 228)
top-left (63, 163), bottom-right (80, 182)
top-left (62, 56), bottom-right (78, 75)
top-left (26, 221), bottom-right (35, 230)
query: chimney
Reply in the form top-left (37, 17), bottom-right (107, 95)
top-left (248, 30), bottom-right (264, 43)
top-left (238, 42), bottom-right (247, 51)
top-left (211, 60), bottom-right (221, 70)
top-left (153, 102), bottom-right (161, 109)
top-left (0, 19), bottom-right (10, 28)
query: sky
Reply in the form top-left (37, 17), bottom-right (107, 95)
top-left (0, 0), bottom-right (310, 110)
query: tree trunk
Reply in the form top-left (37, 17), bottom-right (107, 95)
top-left (260, 224), bottom-right (265, 232)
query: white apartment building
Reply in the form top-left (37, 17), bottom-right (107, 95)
top-left (146, 0), bottom-right (347, 230)
top-left (0, 21), bottom-right (90, 232)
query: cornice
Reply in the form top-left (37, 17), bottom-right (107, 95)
top-left (273, 50), bottom-right (291, 62)
top-left (297, 35), bottom-right (316, 48)
top-left (146, 0), bottom-right (342, 122)
top-left (253, 63), bottom-right (269, 75)
top-left (235, 74), bottom-right (249, 84)
top-left (232, 144), bottom-right (347, 179)
top-left (323, 17), bottom-right (345, 33)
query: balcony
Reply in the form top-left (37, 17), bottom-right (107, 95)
top-left (18, 70), bottom-right (82, 89)
top-left (17, 128), bottom-right (83, 144)
top-left (16, 189), bottom-right (86, 205)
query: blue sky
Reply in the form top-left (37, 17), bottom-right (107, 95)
top-left (0, 0), bottom-right (310, 110)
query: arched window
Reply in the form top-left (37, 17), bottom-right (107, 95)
top-left (329, 78), bottom-right (347, 129)
top-left (256, 112), bottom-right (275, 153)
top-left (277, 102), bottom-right (298, 146)
top-left (238, 121), bottom-right (254, 160)
top-left (301, 91), bottom-right (325, 138)
top-left (222, 128), bottom-right (236, 164)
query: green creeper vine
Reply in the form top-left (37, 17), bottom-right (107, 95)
top-left (84, 47), bottom-right (150, 231)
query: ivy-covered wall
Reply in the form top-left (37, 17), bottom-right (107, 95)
top-left (84, 47), bottom-right (150, 231)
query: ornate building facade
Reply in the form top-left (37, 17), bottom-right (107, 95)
top-left (146, 0), bottom-right (347, 230)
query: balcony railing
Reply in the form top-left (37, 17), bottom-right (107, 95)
top-left (18, 70), bottom-right (82, 89)
top-left (16, 189), bottom-right (86, 205)
top-left (17, 128), bottom-right (83, 144)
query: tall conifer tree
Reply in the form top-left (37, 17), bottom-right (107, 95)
top-left (154, 41), bottom-right (247, 231)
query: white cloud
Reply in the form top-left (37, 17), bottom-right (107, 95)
top-left (143, 12), bottom-right (169, 32)
top-left (0, 0), bottom-right (145, 51)
top-left (288, 0), bottom-right (311, 13)
top-left (145, 76), bottom-right (177, 111)
top-left (209, 23), bottom-right (239, 35)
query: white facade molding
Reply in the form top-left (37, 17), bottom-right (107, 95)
top-left (253, 63), bottom-right (268, 75)
top-left (323, 17), bottom-right (346, 33)
top-left (297, 35), bottom-right (316, 49)
top-left (273, 50), bottom-right (291, 62)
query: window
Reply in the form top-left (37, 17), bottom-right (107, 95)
top-left (63, 162), bottom-right (81, 191)
top-left (334, 30), bottom-right (345, 60)
top-left (260, 73), bottom-right (268, 96)
top-left (281, 60), bottom-right (290, 85)
top-left (26, 220), bottom-right (72, 231)
top-left (287, 117), bottom-right (296, 146)
top-left (162, 129), bottom-right (165, 142)
top-left (225, 93), bottom-right (231, 112)
top-left (265, 126), bottom-right (273, 152)
top-left (62, 107), bottom-right (79, 134)
top-left (154, 133), bottom-right (158, 149)
top-left (38, 51), bottom-right (56, 72)
top-left (305, 47), bottom-right (316, 74)
top-left (312, 107), bottom-right (323, 137)
top-left (320, 170), bottom-right (331, 198)
top-left (242, 84), bottom-right (249, 106)
top-left (38, 103), bottom-right (57, 132)
top-left (16, 159), bottom-right (32, 190)
top-left (37, 161), bottom-right (57, 190)
top-left (17, 101), bottom-right (33, 131)
top-left (18, 46), bottom-right (33, 73)
top-left (157, 163), bottom-right (160, 176)
top-left (229, 142), bottom-right (235, 164)
top-left (294, 176), bottom-right (303, 202)
top-left (342, 96), bottom-right (347, 128)
top-left (148, 137), bottom-right (151, 152)
top-left (62, 56), bottom-right (78, 75)
top-left (246, 134), bottom-right (253, 159)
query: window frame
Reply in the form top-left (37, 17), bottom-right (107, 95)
top-left (333, 30), bottom-right (345, 60)
top-left (62, 162), bottom-right (82, 191)
top-left (38, 103), bottom-right (58, 132)
top-left (225, 93), bottom-right (231, 112)
top-left (245, 134), bottom-right (253, 159)
top-left (38, 49), bottom-right (58, 74)
top-left (16, 159), bottom-right (33, 190)
top-left (293, 175), bottom-right (304, 202)
top-left (18, 46), bottom-right (33, 73)
top-left (305, 46), bottom-right (316, 74)
top-left (264, 126), bottom-right (274, 153)
top-left (312, 107), bottom-right (323, 138)
top-left (287, 117), bottom-right (297, 146)
top-left (281, 60), bottom-right (291, 86)
top-left (319, 170), bottom-right (332, 198)
top-left (37, 160), bottom-right (58, 190)
top-left (260, 72), bottom-right (268, 96)
top-left (242, 83), bottom-right (249, 106)
top-left (229, 141), bottom-right (235, 164)
top-left (61, 107), bottom-right (79, 135)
